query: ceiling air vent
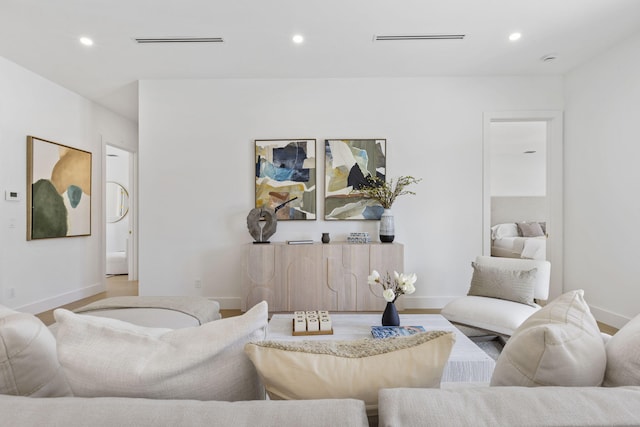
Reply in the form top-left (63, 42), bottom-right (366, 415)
top-left (374, 34), bottom-right (465, 41)
top-left (134, 37), bottom-right (224, 44)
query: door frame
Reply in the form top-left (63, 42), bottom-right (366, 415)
top-left (482, 111), bottom-right (564, 300)
top-left (102, 138), bottom-right (138, 282)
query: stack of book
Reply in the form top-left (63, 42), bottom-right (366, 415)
top-left (347, 232), bottom-right (371, 243)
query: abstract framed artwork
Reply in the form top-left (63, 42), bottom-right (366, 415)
top-left (325, 139), bottom-right (386, 220)
top-left (255, 139), bottom-right (316, 220)
top-left (27, 136), bottom-right (92, 240)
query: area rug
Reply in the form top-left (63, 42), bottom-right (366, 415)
top-left (471, 337), bottom-right (504, 361)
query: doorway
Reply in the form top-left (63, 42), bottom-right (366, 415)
top-left (483, 111), bottom-right (563, 299)
top-left (105, 144), bottom-right (137, 281)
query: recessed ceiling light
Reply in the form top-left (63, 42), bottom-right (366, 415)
top-left (79, 36), bottom-right (94, 46)
top-left (508, 32), bottom-right (522, 42)
top-left (292, 34), bottom-right (304, 44)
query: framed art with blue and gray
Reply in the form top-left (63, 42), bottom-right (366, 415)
top-left (255, 139), bottom-right (316, 220)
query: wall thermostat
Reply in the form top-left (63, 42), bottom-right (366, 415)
top-left (5, 190), bottom-right (22, 201)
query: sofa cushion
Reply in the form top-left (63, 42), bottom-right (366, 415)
top-left (467, 262), bottom-right (537, 307)
top-left (0, 394), bottom-right (369, 427)
top-left (0, 305), bottom-right (72, 397)
top-left (491, 289), bottom-right (606, 387)
top-left (55, 301), bottom-right (268, 401)
top-left (603, 313), bottom-right (640, 387)
top-left (378, 386), bottom-right (640, 427)
top-left (244, 331), bottom-right (454, 416)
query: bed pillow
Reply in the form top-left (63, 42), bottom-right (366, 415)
top-left (603, 313), bottom-right (640, 386)
top-left (517, 222), bottom-right (545, 237)
top-left (491, 223), bottom-right (519, 239)
top-left (491, 290), bottom-right (606, 387)
top-left (467, 262), bottom-right (537, 307)
top-left (0, 305), bottom-right (72, 397)
top-left (55, 301), bottom-right (268, 401)
top-left (245, 331), bottom-right (454, 417)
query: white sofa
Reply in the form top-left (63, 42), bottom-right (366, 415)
top-left (0, 301), bottom-right (369, 426)
top-left (380, 290), bottom-right (640, 426)
top-left (2, 291), bottom-right (640, 427)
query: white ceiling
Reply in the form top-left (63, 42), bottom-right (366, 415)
top-left (2, 0), bottom-right (640, 122)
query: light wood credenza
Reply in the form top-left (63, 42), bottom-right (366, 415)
top-left (242, 242), bottom-right (404, 312)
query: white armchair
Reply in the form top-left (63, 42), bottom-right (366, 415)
top-left (441, 256), bottom-right (551, 338)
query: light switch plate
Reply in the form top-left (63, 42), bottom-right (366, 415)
top-left (5, 190), bottom-right (22, 201)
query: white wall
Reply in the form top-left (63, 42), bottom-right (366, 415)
top-left (491, 197), bottom-right (547, 226)
top-left (0, 56), bottom-right (137, 313)
top-left (490, 121), bottom-right (547, 197)
top-left (564, 31), bottom-right (640, 327)
top-left (139, 76), bottom-right (563, 309)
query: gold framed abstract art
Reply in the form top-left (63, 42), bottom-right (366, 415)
top-left (27, 136), bottom-right (92, 240)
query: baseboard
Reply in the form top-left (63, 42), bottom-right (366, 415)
top-left (16, 282), bottom-right (106, 315)
top-left (589, 305), bottom-right (631, 330)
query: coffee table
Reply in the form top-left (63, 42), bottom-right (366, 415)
top-left (267, 313), bottom-right (495, 383)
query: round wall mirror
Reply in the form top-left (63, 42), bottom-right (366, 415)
top-left (106, 181), bottom-right (129, 223)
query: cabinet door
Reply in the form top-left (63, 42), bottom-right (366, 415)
top-left (282, 244), bottom-right (329, 311)
top-left (323, 244), bottom-right (361, 311)
top-left (358, 243), bottom-right (405, 311)
top-left (244, 244), bottom-right (286, 311)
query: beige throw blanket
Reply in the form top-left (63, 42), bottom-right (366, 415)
top-left (74, 296), bottom-right (220, 325)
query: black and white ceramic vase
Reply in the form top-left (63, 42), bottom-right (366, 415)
top-left (379, 209), bottom-right (395, 243)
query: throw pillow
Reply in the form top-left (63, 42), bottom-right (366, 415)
top-left (603, 313), bottom-right (640, 386)
top-left (244, 331), bottom-right (454, 416)
top-left (55, 301), bottom-right (268, 401)
top-left (0, 305), bottom-right (72, 397)
top-left (467, 262), bottom-right (537, 307)
top-left (491, 223), bottom-right (519, 239)
top-left (490, 289), bottom-right (606, 387)
top-left (517, 222), bottom-right (545, 237)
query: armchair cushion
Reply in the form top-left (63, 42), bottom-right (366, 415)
top-left (441, 296), bottom-right (540, 337)
top-left (472, 256), bottom-right (550, 301)
top-left (468, 262), bottom-right (537, 307)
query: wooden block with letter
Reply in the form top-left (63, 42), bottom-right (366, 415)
top-left (291, 310), bottom-right (334, 336)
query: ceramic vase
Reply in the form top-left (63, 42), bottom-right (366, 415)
top-left (321, 233), bottom-right (330, 244)
top-left (381, 301), bottom-right (400, 326)
top-left (379, 208), bottom-right (395, 243)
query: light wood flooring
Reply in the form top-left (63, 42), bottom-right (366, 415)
top-left (35, 278), bottom-right (618, 334)
top-left (36, 275), bottom-right (139, 326)
top-left (36, 275), bottom-right (242, 325)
